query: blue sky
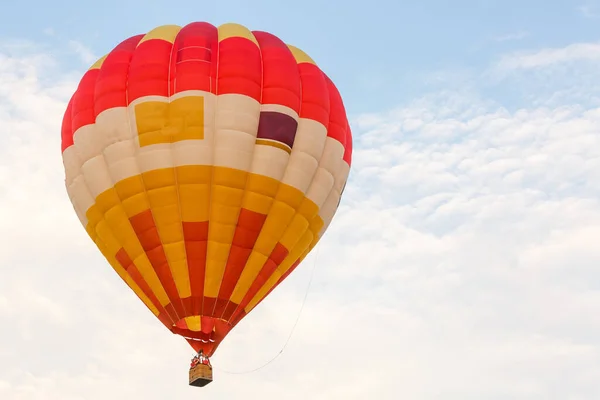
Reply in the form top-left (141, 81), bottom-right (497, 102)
top-left (1, 1), bottom-right (600, 399)
top-left (3, 0), bottom-right (600, 113)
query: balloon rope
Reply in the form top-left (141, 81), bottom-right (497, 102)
top-left (213, 243), bottom-right (321, 375)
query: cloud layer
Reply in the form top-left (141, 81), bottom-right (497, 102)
top-left (1, 39), bottom-right (599, 399)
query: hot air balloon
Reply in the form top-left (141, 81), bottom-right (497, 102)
top-left (60, 21), bottom-right (352, 387)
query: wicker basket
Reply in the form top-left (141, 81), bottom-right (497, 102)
top-left (189, 363), bottom-right (213, 387)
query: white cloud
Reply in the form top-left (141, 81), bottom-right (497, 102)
top-left (67, 40), bottom-right (97, 66)
top-left (578, 4), bottom-right (600, 18)
top-left (495, 41), bottom-right (600, 71)
top-left (493, 31), bottom-right (529, 42)
top-left (1, 38), bottom-right (600, 400)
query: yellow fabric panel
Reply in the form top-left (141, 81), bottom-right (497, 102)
top-left (134, 96), bottom-right (205, 147)
top-left (94, 188), bottom-right (121, 213)
top-left (297, 197), bottom-right (321, 221)
top-left (253, 201), bottom-right (295, 254)
top-left (307, 215), bottom-right (325, 252)
top-left (95, 220), bottom-right (122, 256)
top-left (242, 173), bottom-right (278, 214)
top-left (205, 241), bottom-right (231, 298)
top-left (245, 204), bottom-right (323, 313)
top-left (116, 176), bottom-right (150, 219)
top-left (276, 184), bottom-right (305, 210)
top-left (164, 243), bottom-right (191, 298)
top-left (84, 204), bottom-right (103, 241)
top-left (255, 138), bottom-right (291, 154)
top-left (138, 24), bottom-right (182, 44)
top-left (308, 214), bottom-right (325, 243)
top-left (184, 316), bottom-right (202, 332)
top-left (103, 205), bottom-right (144, 258)
top-left (123, 275), bottom-right (161, 316)
top-left (278, 214), bottom-right (309, 250)
top-left (95, 236), bottom-right (160, 316)
top-left (231, 251), bottom-right (268, 305)
top-left (89, 54), bottom-right (107, 70)
top-left (217, 22), bottom-right (258, 45)
top-left (87, 177), bottom-right (171, 307)
top-left (287, 45), bottom-right (316, 65)
top-left (228, 201), bottom-right (292, 304)
top-left (230, 185), bottom-right (306, 304)
top-left (143, 169), bottom-right (191, 298)
top-left (130, 255), bottom-right (171, 307)
top-left (278, 197), bottom-right (318, 250)
top-left (249, 181), bottom-right (305, 256)
top-left (204, 168), bottom-right (246, 298)
top-left (177, 165), bottom-right (212, 222)
top-left (245, 228), bottom-right (315, 313)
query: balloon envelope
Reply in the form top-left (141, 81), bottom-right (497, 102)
top-left (61, 21), bottom-right (352, 356)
